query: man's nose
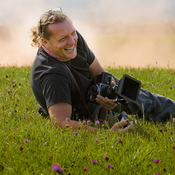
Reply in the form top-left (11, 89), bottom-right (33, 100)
top-left (67, 36), bottom-right (75, 45)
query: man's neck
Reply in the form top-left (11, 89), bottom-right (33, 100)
top-left (42, 45), bottom-right (70, 62)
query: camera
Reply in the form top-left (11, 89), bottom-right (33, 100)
top-left (88, 72), bottom-right (141, 104)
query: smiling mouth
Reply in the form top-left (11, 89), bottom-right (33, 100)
top-left (65, 46), bottom-right (74, 52)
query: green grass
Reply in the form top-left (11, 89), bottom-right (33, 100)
top-left (0, 66), bottom-right (175, 175)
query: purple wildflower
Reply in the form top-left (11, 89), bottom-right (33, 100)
top-left (152, 86), bottom-right (155, 89)
top-left (95, 138), bottom-right (99, 143)
top-left (65, 124), bottom-right (70, 128)
top-left (159, 83), bottom-right (162, 86)
top-left (104, 120), bottom-right (108, 125)
top-left (83, 166), bottom-right (89, 171)
top-left (23, 115), bottom-right (27, 118)
top-left (57, 168), bottom-right (64, 174)
top-left (153, 159), bottom-right (161, 164)
top-left (24, 139), bottom-right (29, 143)
top-left (172, 85), bottom-right (175, 88)
top-left (118, 137), bottom-right (122, 143)
top-left (140, 70), bottom-right (143, 72)
top-left (61, 130), bottom-right (64, 133)
top-left (52, 164), bottom-right (64, 174)
top-left (95, 120), bottom-right (100, 125)
top-left (131, 72), bottom-right (133, 76)
top-left (83, 120), bottom-right (87, 125)
top-left (155, 173), bottom-right (160, 175)
top-left (107, 163), bottom-right (113, 169)
top-left (73, 148), bottom-right (76, 151)
top-left (74, 132), bottom-right (78, 136)
top-left (118, 137), bottom-right (121, 141)
top-left (103, 152), bottom-right (109, 160)
top-left (170, 131), bottom-right (173, 134)
top-left (104, 136), bottom-right (108, 139)
top-left (173, 118), bottom-right (175, 122)
top-left (150, 75), bottom-right (153, 78)
top-left (91, 159), bottom-right (97, 164)
top-left (66, 118), bottom-right (70, 122)
top-left (7, 90), bottom-right (11, 93)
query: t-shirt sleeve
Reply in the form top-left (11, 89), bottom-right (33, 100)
top-left (40, 71), bottom-right (72, 109)
top-left (76, 31), bottom-right (95, 65)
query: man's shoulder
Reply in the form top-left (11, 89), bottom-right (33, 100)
top-left (33, 48), bottom-right (64, 69)
top-left (31, 49), bottom-right (68, 79)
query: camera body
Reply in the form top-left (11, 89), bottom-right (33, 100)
top-left (88, 72), bottom-right (141, 104)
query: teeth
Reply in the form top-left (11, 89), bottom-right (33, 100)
top-left (65, 47), bottom-right (74, 51)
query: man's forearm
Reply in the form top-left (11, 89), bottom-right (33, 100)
top-left (53, 119), bottom-right (105, 132)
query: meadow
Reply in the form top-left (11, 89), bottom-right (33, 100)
top-left (0, 65), bottom-right (175, 175)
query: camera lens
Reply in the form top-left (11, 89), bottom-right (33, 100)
top-left (91, 85), bottom-right (98, 93)
top-left (107, 85), bottom-right (118, 99)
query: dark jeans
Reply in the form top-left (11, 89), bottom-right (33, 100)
top-left (113, 77), bottom-right (175, 122)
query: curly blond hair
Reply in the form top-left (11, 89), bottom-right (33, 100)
top-left (30, 9), bottom-right (68, 48)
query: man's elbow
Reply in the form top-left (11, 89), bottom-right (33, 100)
top-left (50, 115), bottom-right (69, 128)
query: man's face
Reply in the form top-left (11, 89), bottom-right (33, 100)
top-left (44, 18), bottom-right (78, 60)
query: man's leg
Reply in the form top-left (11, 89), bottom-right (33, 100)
top-left (113, 77), bottom-right (175, 122)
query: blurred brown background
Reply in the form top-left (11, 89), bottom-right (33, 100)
top-left (0, 0), bottom-right (175, 68)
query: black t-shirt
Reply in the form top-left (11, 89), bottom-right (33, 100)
top-left (30, 31), bottom-right (99, 119)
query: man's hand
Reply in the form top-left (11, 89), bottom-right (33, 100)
top-left (111, 120), bottom-right (134, 132)
top-left (95, 95), bottom-right (117, 111)
top-left (95, 75), bottom-right (118, 110)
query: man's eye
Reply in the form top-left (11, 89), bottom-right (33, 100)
top-left (59, 37), bottom-right (67, 41)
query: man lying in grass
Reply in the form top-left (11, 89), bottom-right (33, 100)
top-left (30, 8), bottom-right (175, 132)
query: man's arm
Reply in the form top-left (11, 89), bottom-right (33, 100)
top-left (48, 102), bottom-right (134, 132)
top-left (48, 102), bottom-right (99, 132)
top-left (89, 57), bottom-right (105, 81)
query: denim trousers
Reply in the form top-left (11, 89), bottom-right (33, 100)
top-left (113, 76), bottom-right (175, 122)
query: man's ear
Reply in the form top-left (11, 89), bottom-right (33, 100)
top-left (41, 37), bottom-right (49, 48)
